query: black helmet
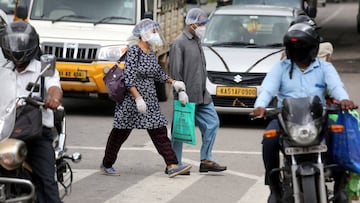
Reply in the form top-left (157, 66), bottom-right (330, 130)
top-left (290, 15), bottom-right (319, 29)
top-left (283, 23), bottom-right (320, 63)
top-left (1, 21), bottom-right (39, 65)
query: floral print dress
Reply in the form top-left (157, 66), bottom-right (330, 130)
top-left (113, 45), bottom-right (169, 129)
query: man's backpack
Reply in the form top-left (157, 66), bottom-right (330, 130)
top-left (103, 46), bottom-right (140, 104)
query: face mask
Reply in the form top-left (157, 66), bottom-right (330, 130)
top-left (147, 33), bottom-right (163, 46)
top-left (194, 26), bottom-right (206, 39)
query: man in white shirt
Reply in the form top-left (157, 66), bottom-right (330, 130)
top-left (1, 21), bottom-right (62, 203)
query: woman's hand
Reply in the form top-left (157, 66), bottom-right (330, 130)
top-left (135, 96), bottom-right (147, 114)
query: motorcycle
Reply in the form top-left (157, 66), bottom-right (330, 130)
top-left (0, 54), bottom-right (81, 202)
top-left (253, 96), bottom-right (349, 203)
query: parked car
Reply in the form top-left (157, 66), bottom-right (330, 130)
top-left (203, 5), bottom-right (304, 114)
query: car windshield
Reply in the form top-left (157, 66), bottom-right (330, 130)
top-left (232, 0), bottom-right (303, 9)
top-left (30, 0), bottom-right (136, 25)
top-left (203, 14), bottom-right (293, 47)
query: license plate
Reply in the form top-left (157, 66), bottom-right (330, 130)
top-left (59, 70), bottom-right (86, 79)
top-left (285, 145), bottom-right (327, 155)
top-left (216, 86), bottom-right (257, 97)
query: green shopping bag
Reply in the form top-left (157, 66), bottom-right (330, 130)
top-left (172, 100), bottom-right (196, 145)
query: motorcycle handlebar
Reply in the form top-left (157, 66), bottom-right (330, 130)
top-left (250, 105), bottom-right (358, 120)
top-left (249, 107), bottom-right (280, 120)
top-left (22, 97), bottom-right (64, 111)
top-left (325, 103), bottom-right (358, 114)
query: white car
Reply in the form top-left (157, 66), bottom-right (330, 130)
top-left (203, 5), bottom-right (304, 114)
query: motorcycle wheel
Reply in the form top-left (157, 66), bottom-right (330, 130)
top-left (301, 175), bottom-right (318, 203)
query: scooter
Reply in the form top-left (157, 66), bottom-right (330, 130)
top-left (253, 96), bottom-right (348, 203)
top-left (0, 54), bottom-right (81, 202)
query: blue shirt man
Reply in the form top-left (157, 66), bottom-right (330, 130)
top-left (252, 22), bottom-right (355, 203)
top-left (255, 58), bottom-right (349, 109)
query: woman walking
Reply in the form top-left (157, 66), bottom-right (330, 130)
top-left (100, 19), bottom-right (191, 178)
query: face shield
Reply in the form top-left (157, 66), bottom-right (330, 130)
top-left (132, 19), bottom-right (167, 47)
top-left (140, 26), bottom-right (167, 47)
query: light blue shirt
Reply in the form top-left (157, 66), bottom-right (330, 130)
top-left (254, 58), bottom-right (349, 108)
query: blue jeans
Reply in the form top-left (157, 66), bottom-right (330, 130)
top-left (171, 102), bottom-right (219, 165)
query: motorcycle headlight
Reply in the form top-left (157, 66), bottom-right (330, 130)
top-left (97, 46), bottom-right (127, 61)
top-left (287, 121), bottom-right (319, 146)
top-left (0, 139), bottom-right (27, 170)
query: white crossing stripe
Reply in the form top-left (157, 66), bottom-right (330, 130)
top-left (237, 177), bottom-right (268, 203)
top-left (66, 146), bottom-right (268, 202)
top-left (71, 169), bottom-right (98, 184)
top-left (67, 145), bottom-right (261, 155)
top-left (104, 172), bottom-right (203, 203)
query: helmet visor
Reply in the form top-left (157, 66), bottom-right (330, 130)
top-left (2, 33), bottom-right (38, 52)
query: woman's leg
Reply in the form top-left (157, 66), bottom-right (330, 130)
top-left (102, 128), bottom-right (132, 168)
top-left (147, 126), bottom-right (178, 165)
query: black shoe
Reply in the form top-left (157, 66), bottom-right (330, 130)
top-left (164, 167), bottom-right (191, 175)
top-left (199, 161), bottom-right (227, 172)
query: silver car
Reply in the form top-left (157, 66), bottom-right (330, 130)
top-left (203, 5), bottom-right (304, 114)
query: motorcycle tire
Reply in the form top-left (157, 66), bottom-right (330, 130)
top-left (301, 175), bottom-right (318, 203)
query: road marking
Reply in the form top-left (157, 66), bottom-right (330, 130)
top-left (237, 177), bottom-right (268, 203)
top-left (181, 158), bottom-right (262, 181)
top-left (59, 169), bottom-right (98, 198)
top-left (71, 169), bottom-right (98, 184)
top-left (67, 146), bottom-right (261, 155)
top-left (319, 5), bottom-right (344, 26)
top-left (67, 145), bottom-right (266, 202)
top-left (104, 172), bottom-right (203, 203)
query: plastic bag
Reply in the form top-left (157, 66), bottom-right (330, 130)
top-left (331, 110), bottom-right (360, 174)
top-left (172, 100), bottom-right (196, 145)
top-left (346, 172), bottom-right (360, 201)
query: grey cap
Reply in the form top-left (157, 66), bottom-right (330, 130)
top-left (185, 8), bottom-right (209, 25)
top-left (132, 18), bottom-right (159, 37)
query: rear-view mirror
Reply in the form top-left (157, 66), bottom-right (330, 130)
top-left (40, 54), bottom-right (56, 77)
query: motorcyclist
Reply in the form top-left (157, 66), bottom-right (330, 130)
top-left (280, 14), bottom-right (334, 62)
top-left (1, 21), bottom-right (62, 203)
top-left (252, 22), bottom-right (355, 203)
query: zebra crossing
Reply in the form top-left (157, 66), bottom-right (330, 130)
top-left (62, 145), bottom-right (268, 203)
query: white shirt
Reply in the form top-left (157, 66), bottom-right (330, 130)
top-left (5, 59), bottom-right (61, 128)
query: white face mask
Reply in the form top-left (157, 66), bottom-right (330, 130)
top-left (147, 33), bottom-right (163, 46)
top-left (194, 26), bottom-right (206, 39)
